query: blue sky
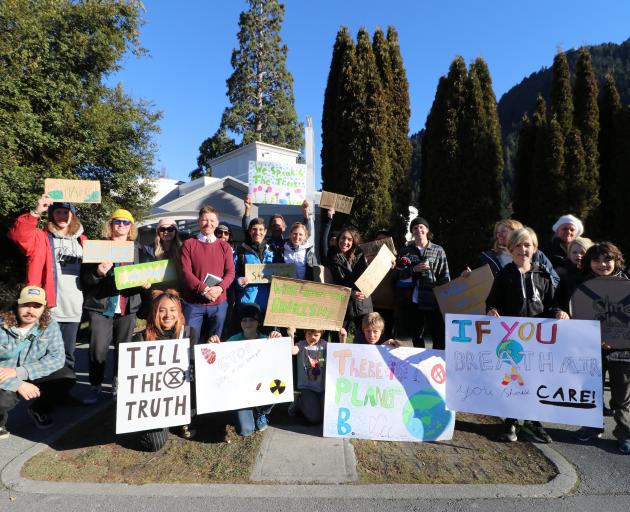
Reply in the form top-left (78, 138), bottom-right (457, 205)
top-left (109, 0), bottom-right (630, 185)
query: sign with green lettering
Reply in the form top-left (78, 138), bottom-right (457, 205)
top-left (114, 259), bottom-right (177, 290)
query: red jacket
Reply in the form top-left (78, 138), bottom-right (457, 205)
top-left (7, 212), bottom-right (88, 308)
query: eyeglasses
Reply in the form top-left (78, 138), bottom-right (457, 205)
top-left (112, 219), bottom-right (131, 226)
top-left (158, 226), bottom-right (176, 233)
top-left (216, 229), bottom-right (229, 236)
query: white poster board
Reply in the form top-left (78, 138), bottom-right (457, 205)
top-left (323, 343), bottom-right (455, 442)
top-left (116, 339), bottom-right (191, 434)
top-left (194, 338), bottom-right (294, 414)
top-left (248, 161), bottom-right (307, 205)
top-left (445, 314), bottom-right (603, 428)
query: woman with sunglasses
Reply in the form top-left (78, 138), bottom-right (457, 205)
top-left (140, 218), bottom-right (183, 291)
top-left (81, 209), bottom-right (146, 405)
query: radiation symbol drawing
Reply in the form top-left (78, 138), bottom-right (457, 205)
top-left (269, 379), bottom-right (286, 395)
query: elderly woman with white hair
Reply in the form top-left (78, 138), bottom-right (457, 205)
top-left (541, 214), bottom-right (585, 271)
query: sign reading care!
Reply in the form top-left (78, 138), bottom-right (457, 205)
top-left (248, 161), bottom-right (306, 205)
top-left (194, 338), bottom-right (294, 414)
top-left (445, 314), bottom-right (603, 428)
top-left (116, 339), bottom-right (191, 434)
top-left (323, 344), bottom-right (455, 442)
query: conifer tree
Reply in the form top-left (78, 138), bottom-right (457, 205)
top-left (572, 48), bottom-right (600, 223)
top-left (610, 107), bottom-right (630, 254)
top-left (198, 0), bottom-right (303, 166)
top-left (512, 114), bottom-right (536, 221)
top-left (564, 128), bottom-right (592, 221)
top-left (527, 96), bottom-right (551, 234)
top-left (550, 51), bottom-right (574, 135)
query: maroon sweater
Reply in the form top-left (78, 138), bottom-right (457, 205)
top-left (180, 238), bottom-right (235, 304)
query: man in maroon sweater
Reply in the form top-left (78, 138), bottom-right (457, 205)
top-left (180, 206), bottom-right (235, 341)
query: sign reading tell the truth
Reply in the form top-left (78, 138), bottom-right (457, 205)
top-left (116, 339), bottom-right (191, 434)
top-left (194, 338), bottom-right (294, 415)
top-left (248, 161), bottom-right (306, 205)
top-left (434, 264), bottom-right (494, 316)
top-left (244, 263), bottom-right (296, 284)
top-left (114, 260), bottom-right (177, 290)
top-left (323, 343), bottom-right (455, 442)
top-left (319, 191), bottom-right (354, 214)
top-left (445, 314), bottom-right (603, 428)
top-left (44, 178), bottom-right (101, 203)
top-left (570, 277), bottom-right (630, 349)
top-left (264, 276), bottom-right (351, 331)
top-left (82, 240), bottom-right (134, 263)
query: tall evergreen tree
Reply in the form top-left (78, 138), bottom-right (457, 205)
top-left (564, 128), bottom-right (593, 221)
top-left (572, 48), bottom-right (600, 224)
top-left (597, 73), bottom-right (622, 238)
top-left (512, 113), bottom-right (536, 221)
top-left (198, 0), bottom-right (303, 165)
top-left (610, 106), bottom-right (630, 254)
top-left (550, 50), bottom-right (574, 135)
top-left (527, 96), bottom-right (552, 234)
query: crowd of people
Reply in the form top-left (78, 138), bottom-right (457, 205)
top-left (0, 193), bottom-right (628, 456)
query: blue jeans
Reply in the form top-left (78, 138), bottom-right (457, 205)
top-left (183, 300), bottom-right (228, 342)
top-left (233, 405), bottom-right (274, 436)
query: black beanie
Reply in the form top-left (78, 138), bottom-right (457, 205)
top-left (409, 216), bottom-right (430, 232)
top-left (238, 303), bottom-right (261, 322)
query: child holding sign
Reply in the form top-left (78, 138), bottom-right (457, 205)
top-left (209, 303), bottom-right (282, 436)
top-left (486, 227), bottom-right (556, 443)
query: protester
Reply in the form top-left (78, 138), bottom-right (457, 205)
top-left (282, 221), bottom-right (318, 280)
top-left (81, 209), bottom-right (144, 404)
top-left (141, 217), bottom-right (182, 263)
top-left (552, 237), bottom-right (593, 315)
top-left (396, 217), bottom-right (450, 349)
top-left (486, 227), bottom-right (557, 443)
top-left (8, 195), bottom-right (87, 373)
top-left (214, 223), bottom-right (232, 246)
top-left (208, 303), bottom-right (281, 436)
top-left (356, 312), bottom-right (400, 347)
top-left (542, 214), bottom-right (584, 270)
top-left (0, 286), bottom-right (73, 435)
top-left (180, 206), bottom-right (235, 342)
top-left (233, 217), bottom-right (280, 314)
top-left (321, 209), bottom-right (373, 339)
top-left (131, 289), bottom-right (197, 451)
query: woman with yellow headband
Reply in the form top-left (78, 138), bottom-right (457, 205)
top-left (81, 209), bottom-right (146, 404)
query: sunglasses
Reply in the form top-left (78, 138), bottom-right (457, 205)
top-left (112, 219), bottom-right (131, 226)
top-left (158, 226), bottom-right (176, 233)
top-left (216, 229), bottom-right (230, 235)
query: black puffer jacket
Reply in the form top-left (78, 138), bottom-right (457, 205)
top-left (328, 250), bottom-right (373, 318)
top-left (486, 262), bottom-right (554, 318)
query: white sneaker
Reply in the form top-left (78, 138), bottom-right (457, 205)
top-left (82, 386), bottom-right (101, 405)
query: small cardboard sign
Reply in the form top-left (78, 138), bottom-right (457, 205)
top-left (44, 178), bottom-right (101, 203)
top-left (194, 338), bottom-right (294, 414)
top-left (319, 191), bottom-right (354, 214)
top-left (244, 263), bottom-right (297, 284)
top-left (82, 240), bottom-right (134, 263)
top-left (570, 277), bottom-right (630, 349)
top-left (264, 276), bottom-right (351, 331)
top-left (355, 244), bottom-right (396, 297)
top-left (114, 260), bottom-right (177, 290)
top-left (116, 339), bottom-right (191, 434)
top-left (434, 265), bottom-right (494, 316)
top-left (359, 237), bottom-right (397, 262)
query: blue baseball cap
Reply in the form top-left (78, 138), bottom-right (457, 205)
top-left (48, 202), bottom-right (77, 216)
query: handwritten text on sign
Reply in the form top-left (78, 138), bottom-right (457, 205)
top-left (114, 260), bottom-right (177, 290)
top-left (323, 344), bottom-right (455, 442)
top-left (264, 277), bottom-right (351, 331)
top-left (82, 240), bottom-right (134, 263)
top-left (44, 178), bottom-right (101, 203)
top-left (319, 191), bottom-right (354, 214)
top-left (248, 161), bottom-right (306, 205)
top-left (244, 263), bottom-right (297, 284)
top-left (116, 339), bottom-right (191, 434)
top-left (194, 338), bottom-right (294, 414)
top-left (434, 264), bottom-right (494, 316)
top-left (445, 314), bottom-right (603, 428)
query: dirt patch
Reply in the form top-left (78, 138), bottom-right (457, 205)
top-left (21, 404), bottom-right (263, 484)
top-left (352, 413), bottom-right (558, 484)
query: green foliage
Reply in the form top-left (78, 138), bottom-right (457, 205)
top-left (194, 129), bottom-right (238, 178)
top-left (198, 0), bottom-right (303, 165)
top-left (0, 0), bottom-right (160, 242)
top-left (550, 51), bottom-right (573, 135)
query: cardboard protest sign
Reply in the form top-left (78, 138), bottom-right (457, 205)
top-left (248, 161), bottom-right (306, 205)
top-left (194, 338), bottom-right (294, 415)
top-left (434, 265), bottom-right (494, 316)
top-left (82, 240), bottom-right (134, 263)
top-left (445, 314), bottom-right (603, 428)
top-left (323, 343), bottom-right (455, 442)
top-left (319, 191), bottom-right (354, 214)
top-left (114, 260), bottom-right (177, 290)
top-left (44, 178), bottom-right (101, 203)
top-left (570, 277), bottom-right (630, 349)
top-left (359, 237), bottom-right (397, 263)
top-left (264, 276), bottom-right (351, 331)
top-left (312, 265), bottom-right (334, 284)
top-left (116, 339), bottom-right (191, 434)
top-left (244, 263), bottom-right (297, 284)
top-left (355, 244), bottom-right (396, 297)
